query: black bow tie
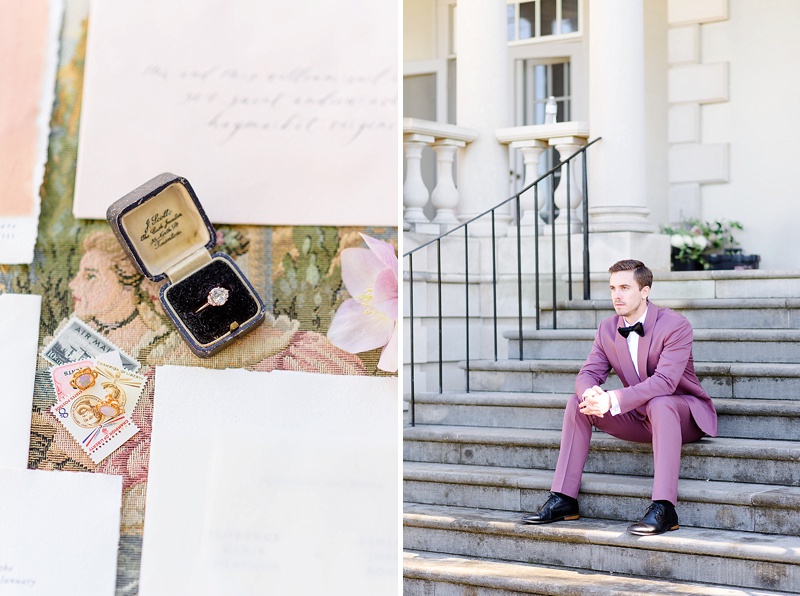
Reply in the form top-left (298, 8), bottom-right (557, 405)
top-left (618, 321), bottom-right (644, 338)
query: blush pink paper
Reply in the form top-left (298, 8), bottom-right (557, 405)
top-left (0, 0), bottom-right (61, 264)
top-left (0, 0), bottom-right (49, 216)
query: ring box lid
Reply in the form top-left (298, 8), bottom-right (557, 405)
top-left (106, 173), bottom-right (216, 283)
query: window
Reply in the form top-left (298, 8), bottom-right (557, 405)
top-left (511, 58), bottom-right (573, 221)
top-left (519, 59), bottom-right (571, 125)
top-left (507, 0), bottom-right (580, 43)
top-left (403, 74), bottom-right (437, 121)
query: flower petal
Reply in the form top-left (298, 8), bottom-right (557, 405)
top-left (327, 298), bottom-right (394, 354)
top-left (377, 323), bottom-right (398, 372)
top-left (372, 267), bottom-right (398, 320)
top-left (670, 234), bottom-right (684, 248)
top-left (340, 247), bottom-right (382, 298)
top-left (361, 233), bottom-right (398, 271)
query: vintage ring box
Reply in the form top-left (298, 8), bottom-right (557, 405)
top-left (107, 173), bottom-right (266, 357)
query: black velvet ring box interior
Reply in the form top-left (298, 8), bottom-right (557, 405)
top-left (106, 173), bottom-right (266, 357)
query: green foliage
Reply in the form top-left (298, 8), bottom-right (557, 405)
top-left (272, 227), bottom-right (345, 333)
top-left (214, 225), bottom-right (251, 258)
top-left (661, 218), bottom-right (743, 269)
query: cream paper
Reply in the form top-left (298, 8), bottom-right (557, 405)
top-left (74, 0), bottom-right (398, 227)
top-left (140, 367), bottom-right (398, 595)
top-left (0, 294), bottom-right (42, 469)
top-left (0, 468), bottom-right (122, 595)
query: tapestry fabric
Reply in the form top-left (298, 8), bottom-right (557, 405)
top-left (0, 3), bottom-right (397, 592)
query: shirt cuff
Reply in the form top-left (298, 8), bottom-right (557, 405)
top-left (608, 390), bottom-right (621, 416)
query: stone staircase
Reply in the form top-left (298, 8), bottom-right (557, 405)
top-left (403, 274), bottom-right (800, 595)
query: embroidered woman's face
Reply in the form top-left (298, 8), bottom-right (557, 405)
top-left (69, 249), bottom-right (134, 319)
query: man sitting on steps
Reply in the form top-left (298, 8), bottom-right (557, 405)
top-left (522, 259), bottom-right (717, 535)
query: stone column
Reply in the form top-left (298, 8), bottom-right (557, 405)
top-left (586, 0), bottom-right (670, 271)
top-left (588, 0), bottom-right (655, 233)
top-left (456, 0), bottom-right (510, 235)
top-left (402, 134), bottom-right (434, 228)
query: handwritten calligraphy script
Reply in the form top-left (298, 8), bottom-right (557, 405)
top-left (0, 564), bottom-right (35, 588)
top-left (141, 65), bottom-right (396, 146)
top-left (72, 0), bottom-right (398, 226)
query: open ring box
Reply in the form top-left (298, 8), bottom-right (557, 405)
top-left (107, 173), bottom-right (266, 357)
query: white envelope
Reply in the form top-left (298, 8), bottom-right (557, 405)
top-left (140, 367), bottom-right (398, 595)
top-left (0, 294), bottom-right (42, 469)
top-left (74, 0), bottom-right (398, 227)
top-left (0, 468), bottom-right (122, 596)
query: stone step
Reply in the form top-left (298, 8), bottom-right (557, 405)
top-left (462, 359), bottom-right (800, 400)
top-left (403, 425), bottom-right (800, 486)
top-left (505, 328), bottom-right (800, 364)
top-left (580, 269), bottom-right (800, 301)
top-left (404, 550), bottom-right (796, 595)
top-left (403, 503), bottom-right (800, 592)
top-left (537, 298), bottom-right (800, 330)
top-left (411, 392), bottom-right (800, 440)
top-left (404, 462), bottom-right (800, 536)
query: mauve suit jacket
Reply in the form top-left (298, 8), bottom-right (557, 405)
top-left (575, 301), bottom-right (718, 437)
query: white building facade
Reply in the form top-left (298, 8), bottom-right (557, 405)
top-left (403, 0), bottom-right (800, 392)
top-left (405, 0), bottom-right (800, 267)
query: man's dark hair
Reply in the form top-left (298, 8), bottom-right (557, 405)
top-left (608, 259), bottom-right (653, 289)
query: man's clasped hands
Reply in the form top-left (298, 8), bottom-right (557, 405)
top-left (579, 385), bottom-right (612, 417)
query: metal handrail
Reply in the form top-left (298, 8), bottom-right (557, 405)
top-left (404, 137), bottom-right (600, 425)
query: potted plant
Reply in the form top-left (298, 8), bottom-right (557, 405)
top-left (705, 248), bottom-right (760, 270)
top-left (661, 219), bottom-right (759, 271)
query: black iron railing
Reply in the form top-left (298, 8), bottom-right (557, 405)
top-left (404, 138), bottom-right (600, 426)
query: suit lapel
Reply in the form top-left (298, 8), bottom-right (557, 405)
top-left (614, 315), bottom-right (639, 387)
top-left (637, 302), bottom-right (657, 382)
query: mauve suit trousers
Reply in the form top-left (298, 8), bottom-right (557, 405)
top-left (549, 302), bottom-right (717, 504)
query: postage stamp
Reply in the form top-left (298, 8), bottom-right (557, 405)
top-left (89, 359), bottom-right (147, 416)
top-left (50, 390), bottom-right (140, 464)
top-left (41, 317), bottom-right (140, 372)
top-left (49, 352), bottom-right (124, 402)
top-left (49, 358), bottom-right (147, 463)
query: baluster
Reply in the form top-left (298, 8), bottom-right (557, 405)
top-left (403, 134), bottom-right (434, 229)
top-left (431, 139), bottom-right (465, 227)
top-left (550, 136), bottom-right (586, 233)
top-left (464, 224), bottom-right (470, 393)
top-left (510, 140), bottom-right (548, 234)
top-left (516, 196), bottom-right (523, 361)
top-left (437, 239), bottom-right (443, 394)
top-left (408, 253), bottom-right (415, 426)
top-left (491, 211), bottom-right (498, 362)
top-left (582, 147), bottom-right (591, 300)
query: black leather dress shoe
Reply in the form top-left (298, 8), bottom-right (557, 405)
top-left (522, 492), bottom-right (579, 525)
top-left (627, 501), bottom-right (679, 535)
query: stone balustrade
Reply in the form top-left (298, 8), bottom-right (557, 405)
top-left (403, 118), bottom-right (479, 233)
top-left (496, 121), bottom-right (590, 234)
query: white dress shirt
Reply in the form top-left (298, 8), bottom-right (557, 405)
top-left (608, 310), bottom-right (647, 416)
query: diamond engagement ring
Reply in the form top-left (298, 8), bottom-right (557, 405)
top-left (195, 287), bottom-right (230, 314)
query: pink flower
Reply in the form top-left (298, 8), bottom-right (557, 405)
top-left (328, 234), bottom-right (398, 372)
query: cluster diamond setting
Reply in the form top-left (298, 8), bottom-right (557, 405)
top-left (207, 287), bottom-right (229, 307)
